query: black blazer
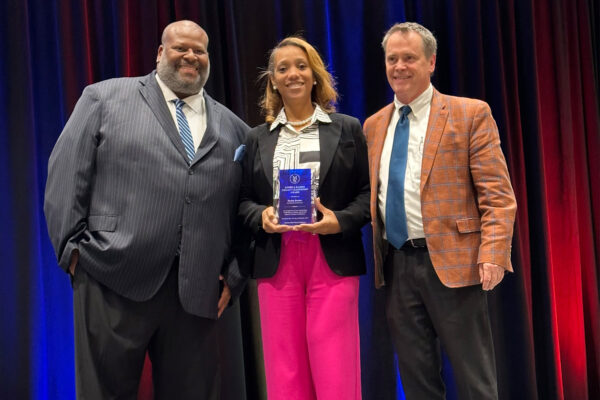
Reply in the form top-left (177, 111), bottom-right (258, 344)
top-left (239, 113), bottom-right (370, 278)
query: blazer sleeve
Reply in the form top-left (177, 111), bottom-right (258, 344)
top-left (332, 117), bottom-right (371, 235)
top-left (220, 115), bottom-right (252, 301)
top-left (469, 102), bottom-right (517, 270)
top-left (238, 128), bottom-right (268, 235)
top-left (44, 85), bottom-right (102, 272)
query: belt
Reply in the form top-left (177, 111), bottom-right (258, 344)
top-left (389, 238), bottom-right (427, 251)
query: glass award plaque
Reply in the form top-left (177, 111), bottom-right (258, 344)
top-left (277, 168), bottom-right (313, 225)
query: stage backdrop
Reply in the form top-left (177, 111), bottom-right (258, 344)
top-left (0, 1), bottom-right (598, 399)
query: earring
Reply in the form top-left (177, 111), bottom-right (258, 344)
top-left (272, 85), bottom-right (277, 90)
top-left (313, 81), bottom-right (317, 85)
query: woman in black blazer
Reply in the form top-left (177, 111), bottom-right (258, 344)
top-left (239, 37), bottom-right (369, 400)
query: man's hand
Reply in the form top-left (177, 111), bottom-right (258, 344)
top-left (217, 275), bottom-right (231, 318)
top-left (69, 249), bottom-right (79, 276)
top-left (478, 262), bottom-right (505, 291)
top-left (262, 206), bottom-right (293, 233)
top-left (294, 198), bottom-right (341, 235)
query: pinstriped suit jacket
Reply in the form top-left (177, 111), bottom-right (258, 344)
top-left (364, 88), bottom-right (516, 289)
top-left (44, 71), bottom-right (249, 319)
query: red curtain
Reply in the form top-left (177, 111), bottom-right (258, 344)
top-left (532, 0), bottom-right (600, 398)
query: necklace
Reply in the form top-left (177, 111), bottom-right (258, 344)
top-left (287, 115), bottom-right (313, 126)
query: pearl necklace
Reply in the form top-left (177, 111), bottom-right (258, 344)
top-left (287, 115), bottom-right (313, 126)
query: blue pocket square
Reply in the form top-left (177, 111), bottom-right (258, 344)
top-left (234, 144), bottom-right (246, 162)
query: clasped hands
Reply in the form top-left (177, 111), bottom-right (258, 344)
top-left (261, 197), bottom-right (341, 235)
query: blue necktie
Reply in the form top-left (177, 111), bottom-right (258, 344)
top-left (172, 99), bottom-right (196, 162)
top-left (386, 105), bottom-right (412, 249)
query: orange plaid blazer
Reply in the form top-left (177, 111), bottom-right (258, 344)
top-left (364, 88), bottom-right (517, 288)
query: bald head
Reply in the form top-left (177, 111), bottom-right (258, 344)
top-left (161, 20), bottom-right (208, 48)
top-left (156, 20), bottom-right (210, 98)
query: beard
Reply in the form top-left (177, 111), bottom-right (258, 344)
top-left (156, 57), bottom-right (210, 96)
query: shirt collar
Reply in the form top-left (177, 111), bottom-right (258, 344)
top-left (155, 73), bottom-right (205, 114)
top-left (393, 84), bottom-right (433, 121)
top-left (269, 104), bottom-right (332, 131)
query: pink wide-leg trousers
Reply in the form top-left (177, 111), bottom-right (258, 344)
top-left (257, 231), bottom-right (361, 400)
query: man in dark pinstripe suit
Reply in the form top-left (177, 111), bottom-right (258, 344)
top-left (44, 20), bottom-right (249, 399)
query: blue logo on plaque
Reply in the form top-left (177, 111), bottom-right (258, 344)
top-left (290, 173), bottom-right (301, 184)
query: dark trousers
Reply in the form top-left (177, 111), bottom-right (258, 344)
top-left (72, 264), bottom-right (219, 400)
top-left (384, 246), bottom-right (498, 400)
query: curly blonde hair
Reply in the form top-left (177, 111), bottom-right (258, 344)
top-left (259, 37), bottom-right (338, 123)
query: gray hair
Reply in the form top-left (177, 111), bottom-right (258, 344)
top-left (381, 22), bottom-right (437, 59)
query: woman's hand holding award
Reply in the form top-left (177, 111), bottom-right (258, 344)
top-left (277, 168), bottom-right (313, 226)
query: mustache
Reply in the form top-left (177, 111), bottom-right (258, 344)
top-left (178, 61), bottom-right (199, 69)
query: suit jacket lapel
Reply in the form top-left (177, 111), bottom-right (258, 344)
top-left (193, 93), bottom-right (220, 165)
top-left (319, 120), bottom-right (342, 186)
top-left (420, 89), bottom-right (448, 192)
top-left (255, 118), bottom-right (343, 190)
top-left (138, 72), bottom-right (189, 163)
top-left (258, 125), bottom-right (279, 188)
top-left (371, 104), bottom-right (395, 192)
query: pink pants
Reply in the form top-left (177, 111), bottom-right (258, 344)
top-left (257, 231), bottom-right (361, 400)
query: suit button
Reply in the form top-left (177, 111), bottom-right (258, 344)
top-left (185, 197), bottom-right (192, 204)
top-left (188, 170), bottom-right (194, 175)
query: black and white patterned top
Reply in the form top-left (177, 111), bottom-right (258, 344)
top-left (270, 105), bottom-right (332, 221)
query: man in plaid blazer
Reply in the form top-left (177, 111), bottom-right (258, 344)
top-left (363, 22), bottom-right (516, 399)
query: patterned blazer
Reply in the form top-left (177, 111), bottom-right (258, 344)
top-left (363, 88), bottom-right (516, 288)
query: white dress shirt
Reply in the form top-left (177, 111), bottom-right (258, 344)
top-left (156, 74), bottom-right (207, 150)
top-left (378, 84), bottom-right (433, 240)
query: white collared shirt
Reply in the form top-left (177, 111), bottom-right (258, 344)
top-left (269, 104), bottom-right (332, 131)
top-left (155, 74), bottom-right (207, 150)
top-left (378, 84), bottom-right (433, 240)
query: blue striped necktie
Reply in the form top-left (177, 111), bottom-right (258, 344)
top-left (172, 99), bottom-right (196, 162)
top-left (386, 105), bottom-right (412, 249)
